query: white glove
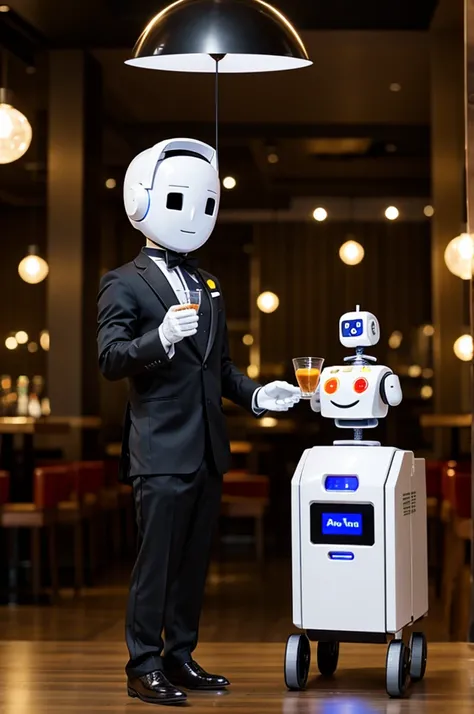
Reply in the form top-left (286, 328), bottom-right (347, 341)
top-left (310, 385), bottom-right (321, 413)
top-left (161, 306), bottom-right (199, 346)
top-left (256, 380), bottom-right (301, 412)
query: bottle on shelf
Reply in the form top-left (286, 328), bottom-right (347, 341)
top-left (16, 375), bottom-right (29, 417)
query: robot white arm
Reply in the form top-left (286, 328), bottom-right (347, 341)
top-left (381, 373), bottom-right (403, 407)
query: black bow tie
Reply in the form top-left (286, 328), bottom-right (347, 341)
top-left (144, 247), bottom-right (199, 272)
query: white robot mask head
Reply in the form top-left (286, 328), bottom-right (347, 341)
top-left (123, 138), bottom-right (220, 253)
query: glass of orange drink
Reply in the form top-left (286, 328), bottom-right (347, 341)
top-left (292, 357), bottom-right (324, 399)
top-left (174, 289), bottom-right (202, 312)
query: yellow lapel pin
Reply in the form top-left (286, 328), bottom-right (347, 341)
top-left (207, 279), bottom-right (216, 289)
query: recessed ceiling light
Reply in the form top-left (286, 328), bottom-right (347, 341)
top-left (313, 207), bottom-right (327, 222)
top-left (390, 83), bottom-right (402, 92)
top-left (385, 206), bottom-right (399, 221)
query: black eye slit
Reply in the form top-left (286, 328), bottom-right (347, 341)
top-left (205, 198), bottom-right (216, 216)
top-left (166, 192), bottom-right (183, 210)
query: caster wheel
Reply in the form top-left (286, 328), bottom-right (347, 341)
top-left (284, 634), bottom-right (311, 690)
top-left (409, 632), bottom-right (427, 682)
top-left (386, 640), bottom-right (410, 698)
top-left (317, 641), bottom-right (339, 677)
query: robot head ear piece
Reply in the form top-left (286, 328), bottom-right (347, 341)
top-left (124, 183), bottom-right (150, 222)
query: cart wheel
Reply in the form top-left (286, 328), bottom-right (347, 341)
top-left (317, 641), bottom-right (339, 677)
top-left (409, 632), bottom-right (427, 682)
top-left (386, 640), bottom-right (410, 698)
top-left (284, 634), bottom-right (311, 690)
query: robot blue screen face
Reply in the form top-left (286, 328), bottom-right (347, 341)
top-left (341, 319), bottom-right (363, 339)
top-left (322, 513), bottom-right (363, 537)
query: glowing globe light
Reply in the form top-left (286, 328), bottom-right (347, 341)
top-left (385, 206), bottom-right (399, 221)
top-left (18, 246), bottom-right (49, 284)
top-left (257, 291), bottom-right (279, 313)
top-left (444, 232), bottom-right (473, 280)
top-left (0, 100), bottom-right (32, 164)
top-left (339, 240), bottom-right (364, 266)
top-left (223, 176), bottom-right (236, 190)
top-left (453, 334), bottom-right (473, 362)
top-left (15, 331), bottom-right (28, 345)
top-left (312, 207), bottom-right (327, 222)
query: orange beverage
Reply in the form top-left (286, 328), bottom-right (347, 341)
top-left (295, 368), bottom-right (321, 396)
top-left (174, 303), bottom-right (199, 312)
top-left (292, 357), bottom-right (325, 398)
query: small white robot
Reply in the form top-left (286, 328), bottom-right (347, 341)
top-left (285, 306), bottom-right (428, 698)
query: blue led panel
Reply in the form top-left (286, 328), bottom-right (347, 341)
top-left (329, 552), bottom-right (355, 561)
top-left (342, 319), bottom-right (363, 338)
top-left (322, 513), bottom-right (363, 537)
top-left (325, 475), bottom-right (359, 492)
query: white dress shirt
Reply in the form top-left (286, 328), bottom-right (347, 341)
top-left (147, 249), bottom-right (263, 414)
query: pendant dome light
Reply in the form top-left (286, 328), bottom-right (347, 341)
top-left (0, 51), bottom-right (32, 164)
top-left (126, 0), bottom-right (311, 73)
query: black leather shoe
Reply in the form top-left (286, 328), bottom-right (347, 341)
top-left (165, 660), bottom-right (230, 690)
top-left (127, 670), bottom-right (187, 705)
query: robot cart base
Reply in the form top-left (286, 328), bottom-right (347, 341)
top-left (284, 629), bottom-right (427, 699)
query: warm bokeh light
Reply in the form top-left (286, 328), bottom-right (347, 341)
top-left (408, 365), bottom-right (422, 378)
top-left (15, 331), bottom-right (28, 345)
top-left (40, 330), bottom-right (50, 351)
top-left (389, 83), bottom-right (401, 92)
top-left (444, 233), bottom-right (473, 280)
top-left (5, 336), bottom-right (17, 350)
top-left (339, 240), bottom-right (364, 266)
top-left (423, 205), bottom-right (435, 217)
top-left (242, 334), bottom-right (254, 346)
top-left (261, 417), bottom-right (278, 428)
top-left (0, 5), bottom-right (10, 11)
top-left (222, 176), bottom-right (236, 190)
top-left (422, 368), bottom-right (434, 379)
top-left (385, 206), bottom-right (399, 221)
top-left (312, 207), bottom-right (327, 222)
top-left (27, 342), bottom-right (38, 353)
top-left (388, 331), bottom-right (403, 349)
top-left (247, 364), bottom-right (260, 379)
top-left (105, 178), bottom-right (116, 189)
top-left (257, 291), bottom-right (280, 313)
top-left (421, 385), bottom-right (433, 400)
top-left (18, 249), bottom-right (49, 284)
top-left (0, 102), bottom-right (32, 164)
top-left (422, 324), bottom-right (435, 337)
top-left (267, 152), bottom-right (279, 164)
top-left (453, 334), bottom-right (473, 362)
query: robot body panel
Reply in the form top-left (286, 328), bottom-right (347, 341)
top-left (320, 364), bottom-right (391, 421)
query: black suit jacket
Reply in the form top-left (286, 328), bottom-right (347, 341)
top-left (97, 249), bottom-right (261, 481)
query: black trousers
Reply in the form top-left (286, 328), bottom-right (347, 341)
top-left (125, 457), bottom-right (222, 677)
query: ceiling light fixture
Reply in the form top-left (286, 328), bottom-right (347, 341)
top-left (444, 232), bottom-right (473, 280)
top-left (0, 51), bottom-right (32, 164)
top-left (18, 246), bottom-right (49, 284)
top-left (223, 176), bottom-right (236, 190)
top-left (313, 207), bottom-right (327, 222)
top-left (339, 240), bottom-right (364, 266)
top-left (385, 206), bottom-right (399, 221)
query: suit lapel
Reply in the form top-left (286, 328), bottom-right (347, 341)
top-left (134, 250), bottom-right (202, 360)
top-left (198, 269), bottom-right (218, 363)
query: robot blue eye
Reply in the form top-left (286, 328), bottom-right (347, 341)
top-left (205, 198), bottom-right (216, 216)
top-left (166, 192), bottom-right (183, 211)
top-left (342, 320), bottom-right (363, 338)
top-left (325, 476), bottom-right (359, 492)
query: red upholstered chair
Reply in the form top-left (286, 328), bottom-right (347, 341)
top-left (0, 466), bottom-right (62, 602)
top-left (221, 472), bottom-right (270, 562)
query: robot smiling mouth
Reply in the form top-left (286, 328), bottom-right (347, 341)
top-left (330, 400), bottom-right (360, 409)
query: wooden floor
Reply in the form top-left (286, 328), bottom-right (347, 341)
top-left (0, 640), bottom-right (473, 712)
top-left (0, 559), bottom-right (469, 712)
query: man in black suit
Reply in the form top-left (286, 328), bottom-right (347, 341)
top-left (97, 138), bottom-right (300, 706)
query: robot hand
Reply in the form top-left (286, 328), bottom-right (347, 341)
top-left (310, 385), bottom-right (321, 413)
top-left (256, 381), bottom-right (301, 412)
top-left (161, 306), bottom-right (199, 345)
top-left (381, 373), bottom-right (403, 407)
